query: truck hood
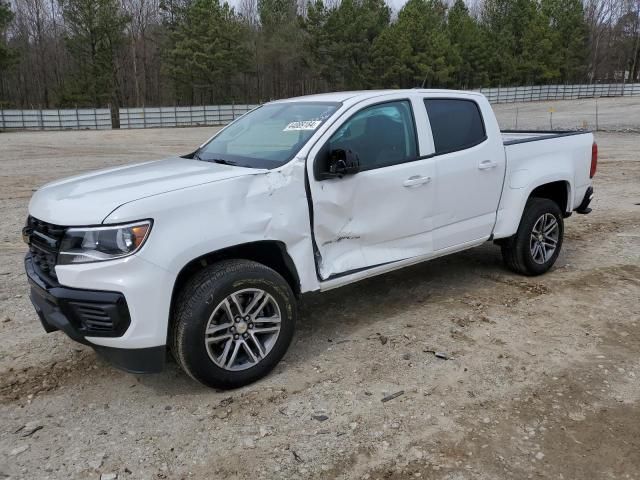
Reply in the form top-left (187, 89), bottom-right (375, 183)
top-left (29, 156), bottom-right (261, 225)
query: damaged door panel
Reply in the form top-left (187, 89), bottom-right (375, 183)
top-left (305, 97), bottom-right (437, 279)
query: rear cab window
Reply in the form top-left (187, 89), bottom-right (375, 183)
top-left (423, 99), bottom-right (487, 155)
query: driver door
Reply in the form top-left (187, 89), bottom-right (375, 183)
top-left (306, 97), bottom-right (436, 280)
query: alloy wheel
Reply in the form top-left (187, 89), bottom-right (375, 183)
top-left (204, 288), bottom-right (281, 371)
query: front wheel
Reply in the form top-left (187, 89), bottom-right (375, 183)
top-left (501, 198), bottom-right (564, 276)
top-left (171, 259), bottom-right (296, 389)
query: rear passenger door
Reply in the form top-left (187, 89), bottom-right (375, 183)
top-left (423, 98), bottom-right (506, 251)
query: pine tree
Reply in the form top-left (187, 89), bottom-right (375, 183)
top-left (543, 0), bottom-right (589, 83)
top-left (167, 0), bottom-right (249, 103)
top-left (372, 0), bottom-right (455, 88)
top-left (0, 0), bottom-right (16, 71)
top-left (301, 0), bottom-right (331, 90)
top-left (258, 0), bottom-right (304, 98)
top-left (322, 0), bottom-right (390, 90)
top-left (59, 0), bottom-right (130, 107)
top-left (448, 0), bottom-right (488, 88)
top-left (480, 0), bottom-right (535, 85)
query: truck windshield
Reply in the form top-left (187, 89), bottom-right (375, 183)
top-left (195, 102), bottom-right (340, 169)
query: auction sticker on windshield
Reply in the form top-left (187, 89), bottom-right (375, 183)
top-left (283, 120), bottom-right (322, 131)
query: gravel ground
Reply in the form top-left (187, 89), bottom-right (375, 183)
top-left (492, 95), bottom-right (640, 132)
top-left (0, 98), bottom-right (639, 479)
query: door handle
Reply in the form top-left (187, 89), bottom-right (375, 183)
top-left (478, 160), bottom-right (498, 170)
top-left (403, 175), bottom-right (431, 187)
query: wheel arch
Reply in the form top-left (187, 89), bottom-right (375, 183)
top-left (528, 180), bottom-right (572, 215)
top-left (169, 240), bottom-right (301, 325)
top-left (493, 177), bottom-right (572, 240)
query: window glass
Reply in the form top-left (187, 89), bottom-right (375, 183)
top-left (424, 99), bottom-right (486, 154)
top-left (197, 102), bottom-right (339, 169)
top-left (328, 100), bottom-right (417, 170)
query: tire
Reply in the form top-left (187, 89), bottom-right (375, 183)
top-left (171, 259), bottom-right (296, 389)
top-left (501, 198), bottom-right (564, 276)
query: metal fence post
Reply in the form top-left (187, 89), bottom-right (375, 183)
top-left (0, 109), bottom-right (4, 130)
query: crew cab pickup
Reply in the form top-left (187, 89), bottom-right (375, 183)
top-left (24, 89), bottom-right (597, 388)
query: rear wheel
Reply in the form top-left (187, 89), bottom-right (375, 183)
top-left (501, 198), bottom-right (564, 276)
top-left (171, 259), bottom-right (296, 389)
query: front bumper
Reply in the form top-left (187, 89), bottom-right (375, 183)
top-left (25, 254), bottom-right (165, 373)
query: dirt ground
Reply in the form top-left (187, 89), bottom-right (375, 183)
top-left (0, 98), bottom-right (639, 480)
top-left (493, 95), bottom-right (640, 132)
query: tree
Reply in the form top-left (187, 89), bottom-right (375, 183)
top-left (0, 1), bottom-right (15, 70)
top-left (372, 0), bottom-right (455, 88)
top-left (480, 0), bottom-right (534, 85)
top-left (301, 0), bottom-right (330, 91)
top-left (519, 1), bottom-right (561, 84)
top-left (0, 0), bottom-right (637, 108)
top-left (448, 0), bottom-right (488, 87)
top-left (59, 0), bottom-right (130, 108)
top-left (258, 0), bottom-right (304, 98)
top-left (613, 0), bottom-right (640, 81)
top-left (167, 0), bottom-right (249, 104)
top-left (122, 0), bottom-right (162, 107)
top-left (544, 0), bottom-right (589, 82)
top-left (323, 0), bottom-right (390, 89)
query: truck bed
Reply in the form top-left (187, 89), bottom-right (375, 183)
top-left (502, 130), bottom-right (590, 146)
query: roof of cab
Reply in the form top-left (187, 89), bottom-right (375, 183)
top-left (270, 89), bottom-right (483, 104)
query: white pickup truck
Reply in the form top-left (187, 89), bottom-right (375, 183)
top-left (24, 89), bottom-right (597, 388)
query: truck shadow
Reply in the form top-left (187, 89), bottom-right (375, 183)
top-left (289, 243), bottom-right (505, 363)
top-left (139, 242), bottom-right (526, 394)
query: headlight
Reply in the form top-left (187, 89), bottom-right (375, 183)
top-left (58, 220), bottom-right (152, 265)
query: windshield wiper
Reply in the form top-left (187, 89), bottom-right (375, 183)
top-left (192, 150), bottom-right (238, 166)
top-left (210, 158), bottom-right (238, 166)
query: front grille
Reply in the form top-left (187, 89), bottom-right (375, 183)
top-left (26, 216), bottom-right (66, 281)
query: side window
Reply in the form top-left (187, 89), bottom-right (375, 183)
top-left (424, 99), bottom-right (486, 154)
top-left (328, 100), bottom-right (417, 171)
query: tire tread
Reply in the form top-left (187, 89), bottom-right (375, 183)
top-left (170, 259), bottom-right (295, 388)
top-left (501, 197), bottom-right (564, 276)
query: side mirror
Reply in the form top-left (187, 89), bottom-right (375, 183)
top-left (325, 149), bottom-right (360, 179)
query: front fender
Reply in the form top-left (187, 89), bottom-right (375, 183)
top-left (104, 158), bottom-right (320, 294)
